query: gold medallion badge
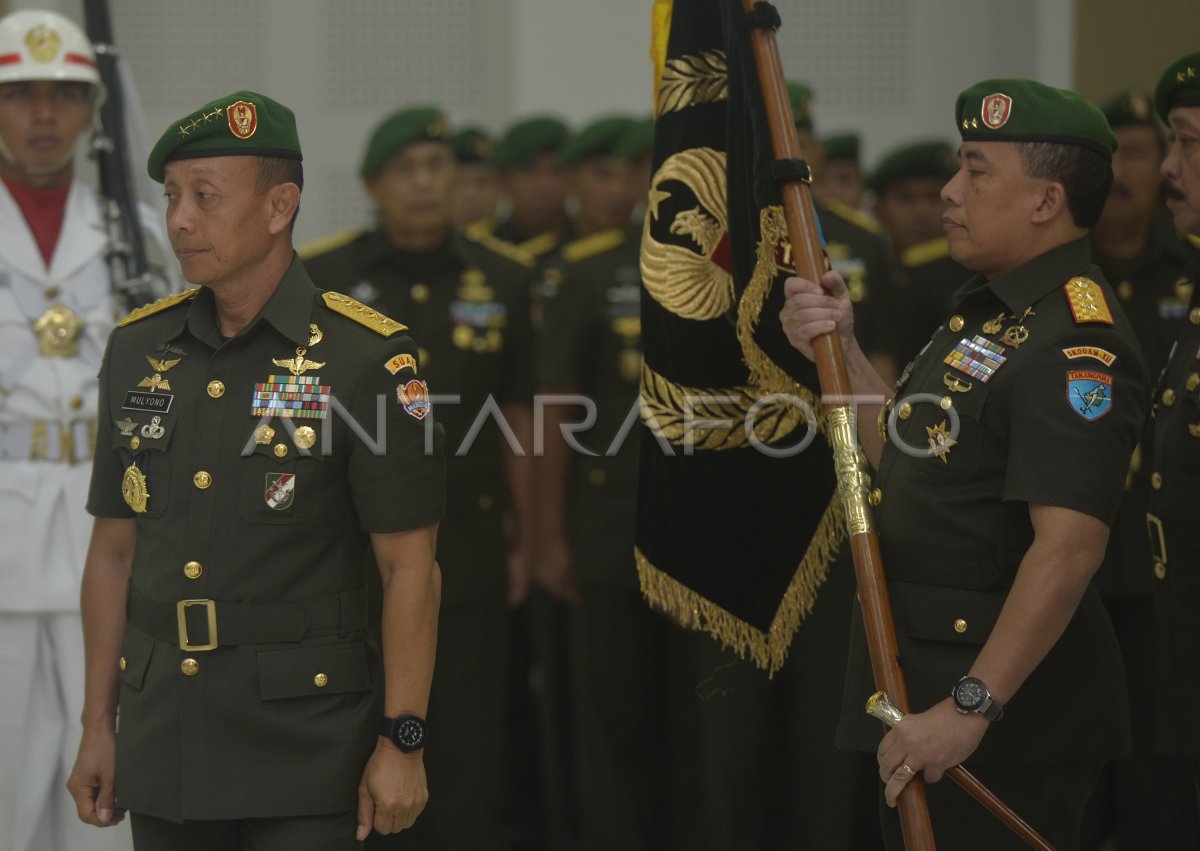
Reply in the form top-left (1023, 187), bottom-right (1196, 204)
top-left (32, 304), bottom-right (84, 357)
top-left (293, 426), bottom-right (317, 450)
top-left (227, 100), bottom-right (258, 139)
top-left (121, 465), bottom-right (149, 513)
top-left (926, 419), bottom-right (957, 463)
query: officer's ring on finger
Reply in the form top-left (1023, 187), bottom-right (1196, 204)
top-left (899, 763), bottom-right (916, 776)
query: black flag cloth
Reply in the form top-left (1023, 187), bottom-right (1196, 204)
top-left (636, 0), bottom-right (842, 674)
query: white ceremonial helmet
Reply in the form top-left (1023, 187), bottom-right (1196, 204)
top-left (0, 9), bottom-right (101, 91)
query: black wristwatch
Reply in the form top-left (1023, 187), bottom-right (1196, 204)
top-left (380, 714), bottom-right (428, 753)
top-left (951, 676), bottom-right (1004, 721)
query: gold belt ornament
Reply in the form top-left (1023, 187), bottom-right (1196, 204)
top-left (32, 303), bottom-right (85, 357)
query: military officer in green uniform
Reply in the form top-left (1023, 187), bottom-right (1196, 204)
top-left (1148, 48), bottom-right (1200, 806)
top-left (868, 140), bottom-right (970, 364)
top-left (790, 82), bottom-right (901, 385)
top-left (818, 131), bottom-right (865, 211)
top-left (302, 106), bottom-right (535, 851)
top-left (1081, 88), bottom-right (1200, 850)
top-left (450, 127), bottom-right (501, 233)
top-left (490, 115), bottom-right (574, 264)
top-left (65, 91), bottom-right (445, 850)
top-left (783, 79), bottom-right (1148, 849)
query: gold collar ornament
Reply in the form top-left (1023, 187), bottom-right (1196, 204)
top-left (122, 465), bottom-right (149, 513)
top-left (33, 304), bottom-right (84, 357)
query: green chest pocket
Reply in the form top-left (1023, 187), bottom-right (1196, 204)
top-left (111, 413), bottom-right (178, 519)
top-left (892, 379), bottom-right (990, 480)
top-left (237, 419), bottom-right (324, 524)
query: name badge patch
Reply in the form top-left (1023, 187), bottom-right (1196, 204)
top-left (1067, 370), bottom-right (1113, 421)
top-left (123, 390), bottom-right (174, 414)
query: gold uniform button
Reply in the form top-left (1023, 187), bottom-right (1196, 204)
top-left (1191, 307), bottom-right (1200, 325)
top-left (868, 488), bottom-right (883, 507)
top-left (898, 402), bottom-right (913, 420)
top-left (1154, 562), bottom-right (1167, 580)
top-left (45, 286), bottom-right (61, 299)
top-left (207, 380), bottom-right (225, 398)
top-left (1162, 388), bottom-right (1176, 407)
top-left (130, 436), bottom-right (141, 450)
top-left (1151, 472), bottom-right (1163, 490)
top-left (1117, 280), bottom-right (1134, 301)
top-left (953, 618), bottom-right (968, 634)
top-left (314, 673), bottom-right (329, 688)
top-left (940, 396), bottom-right (953, 411)
top-left (949, 315), bottom-right (965, 332)
top-left (193, 471), bottom-right (212, 489)
top-left (1188, 373), bottom-right (1200, 392)
top-left (69, 395), bottom-right (83, 410)
top-left (184, 561), bottom-right (203, 580)
top-left (273, 443), bottom-right (288, 458)
top-left (181, 658), bottom-right (200, 677)
top-left (589, 469), bottom-right (607, 486)
top-left (478, 494), bottom-right (494, 511)
top-left (411, 283), bottom-right (430, 303)
top-left (119, 656), bottom-right (126, 671)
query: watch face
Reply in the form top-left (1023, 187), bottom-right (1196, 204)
top-left (956, 678), bottom-right (985, 709)
top-left (396, 717), bottom-right (426, 751)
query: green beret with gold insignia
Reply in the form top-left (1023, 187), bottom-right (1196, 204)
top-left (614, 116), bottom-right (655, 162)
top-left (1155, 51), bottom-right (1200, 121)
top-left (867, 140), bottom-right (957, 194)
top-left (1098, 90), bottom-right (1158, 129)
top-left (955, 78), bottom-right (1117, 159)
top-left (359, 106), bottom-right (449, 178)
top-left (147, 90), bottom-right (301, 183)
top-left (788, 81), bottom-right (814, 131)
top-left (451, 127), bottom-right (494, 165)
top-left (493, 116), bottom-right (569, 170)
top-left (823, 132), bottom-right (859, 164)
top-left (559, 115), bottom-right (637, 165)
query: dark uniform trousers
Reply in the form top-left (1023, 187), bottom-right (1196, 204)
top-left (837, 240), bottom-right (1148, 850)
top-left (303, 229), bottom-right (534, 851)
top-left (131, 812), bottom-right (360, 851)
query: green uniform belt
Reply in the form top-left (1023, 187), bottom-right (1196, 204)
top-left (126, 583), bottom-right (368, 651)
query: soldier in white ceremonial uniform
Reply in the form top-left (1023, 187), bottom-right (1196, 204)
top-left (0, 10), bottom-right (169, 851)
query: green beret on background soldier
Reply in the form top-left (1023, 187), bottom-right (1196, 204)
top-left (1145, 50), bottom-right (1200, 823)
top-left (491, 115), bottom-right (573, 259)
top-left (450, 126), bottom-right (501, 233)
top-left (820, 131), bottom-right (865, 210)
top-left (67, 89), bottom-right (445, 850)
top-left (783, 77), bottom-right (1148, 850)
top-left (302, 104), bottom-right (536, 851)
top-left (869, 139), bottom-right (970, 365)
top-left (614, 114), bottom-right (655, 222)
top-left (1078, 83), bottom-right (1200, 851)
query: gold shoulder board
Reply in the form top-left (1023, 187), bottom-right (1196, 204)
top-left (1064, 277), bottom-right (1114, 325)
top-left (115, 289), bottom-right (200, 328)
top-left (900, 237), bottom-right (950, 269)
top-left (322, 292), bottom-right (408, 336)
top-left (562, 229), bottom-right (626, 264)
top-left (466, 231), bottom-right (535, 268)
top-left (464, 219), bottom-right (495, 240)
top-left (518, 231), bottom-right (560, 259)
top-left (296, 228), bottom-right (362, 261)
top-left (1188, 233), bottom-right (1200, 252)
top-left (823, 199), bottom-right (882, 235)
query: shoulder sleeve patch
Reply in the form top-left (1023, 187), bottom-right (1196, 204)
top-left (822, 199), bottom-right (882, 235)
top-left (296, 228), bottom-right (362, 261)
top-left (900, 237), bottom-right (950, 269)
top-left (562, 229), bottom-right (626, 264)
top-left (1064, 277), bottom-right (1114, 324)
top-left (322, 292), bottom-right (408, 336)
top-left (465, 230), bottom-right (536, 268)
top-left (115, 288), bottom-right (200, 327)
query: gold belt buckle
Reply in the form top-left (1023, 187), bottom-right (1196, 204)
top-left (1146, 513), bottom-right (1167, 565)
top-left (177, 599), bottom-right (218, 651)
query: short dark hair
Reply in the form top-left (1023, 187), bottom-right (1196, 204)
top-left (255, 156), bottom-right (303, 232)
top-left (1015, 142), bottom-right (1112, 229)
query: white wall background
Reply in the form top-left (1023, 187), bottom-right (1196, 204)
top-left (20, 0), bottom-right (1073, 245)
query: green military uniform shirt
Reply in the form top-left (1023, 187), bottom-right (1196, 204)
top-left (539, 227), bottom-right (641, 590)
top-left (837, 238), bottom-right (1148, 765)
top-left (1147, 253), bottom-right (1200, 757)
top-left (894, 236), bottom-right (972, 366)
top-left (86, 256), bottom-right (445, 821)
top-left (304, 229), bottom-right (534, 606)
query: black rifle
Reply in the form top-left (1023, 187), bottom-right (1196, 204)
top-left (83, 0), bottom-right (158, 310)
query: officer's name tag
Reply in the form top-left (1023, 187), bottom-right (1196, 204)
top-left (123, 390), bottom-right (174, 414)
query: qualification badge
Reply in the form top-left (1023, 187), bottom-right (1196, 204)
top-left (1067, 370), bottom-right (1113, 421)
top-left (926, 420), bottom-right (957, 463)
top-left (122, 465), bottom-right (149, 513)
top-left (397, 379), bottom-right (431, 420)
top-left (264, 472), bottom-right (295, 510)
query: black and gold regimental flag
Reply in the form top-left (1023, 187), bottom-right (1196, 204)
top-left (636, 0), bottom-right (841, 675)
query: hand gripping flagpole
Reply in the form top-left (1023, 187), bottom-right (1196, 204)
top-left (738, 3), bottom-right (1055, 850)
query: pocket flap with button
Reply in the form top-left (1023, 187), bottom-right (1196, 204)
top-left (118, 624), bottom-right (156, 691)
top-left (257, 641), bottom-right (371, 700)
top-left (901, 584), bottom-right (1005, 645)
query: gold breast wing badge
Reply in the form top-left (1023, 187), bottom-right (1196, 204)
top-left (272, 347), bottom-right (326, 376)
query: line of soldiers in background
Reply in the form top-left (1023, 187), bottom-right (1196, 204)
top-left (294, 78), bottom-right (1200, 851)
